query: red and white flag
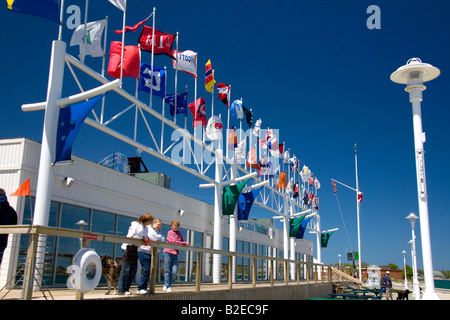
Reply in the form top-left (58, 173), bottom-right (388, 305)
top-left (331, 180), bottom-right (337, 193)
top-left (188, 97), bottom-right (207, 128)
top-left (139, 26), bottom-right (176, 59)
top-left (217, 83), bottom-right (231, 107)
top-left (172, 50), bottom-right (197, 78)
top-left (357, 191), bottom-right (363, 203)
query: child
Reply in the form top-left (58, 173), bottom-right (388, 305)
top-left (163, 220), bottom-right (190, 292)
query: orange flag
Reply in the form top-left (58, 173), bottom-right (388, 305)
top-left (276, 172), bottom-right (287, 190)
top-left (10, 178), bottom-right (30, 197)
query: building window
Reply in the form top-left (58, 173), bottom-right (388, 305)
top-left (55, 204), bottom-right (91, 284)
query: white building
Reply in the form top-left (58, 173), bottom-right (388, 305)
top-left (0, 137), bottom-right (313, 288)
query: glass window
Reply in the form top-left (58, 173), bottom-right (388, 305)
top-left (55, 204), bottom-right (90, 284)
top-left (18, 198), bottom-right (59, 285)
top-left (90, 210), bottom-right (116, 258)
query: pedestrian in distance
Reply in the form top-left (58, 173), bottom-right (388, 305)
top-left (383, 271), bottom-right (393, 300)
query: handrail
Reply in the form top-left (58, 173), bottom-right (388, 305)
top-left (0, 225), bottom-right (355, 299)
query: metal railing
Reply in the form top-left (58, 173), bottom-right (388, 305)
top-left (0, 225), bottom-right (359, 299)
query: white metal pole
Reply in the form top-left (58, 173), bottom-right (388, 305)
top-left (213, 146), bottom-right (223, 283)
top-left (289, 200), bottom-right (295, 280)
top-left (229, 154), bottom-right (237, 283)
top-left (402, 250), bottom-right (408, 290)
top-left (354, 144), bottom-right (362, 282)
top-left (33, 40), bottom-right (66, 289)
top-left (407, 212), bottom-right (420, 299)
top-left (409, 89), bottom-right (438, 299)
top-left (282, 195), bottom-right (289, 280)
top-left (149, 7), bottom-right (155, 109)
top-left (391, 58), bottom-right (440, 300)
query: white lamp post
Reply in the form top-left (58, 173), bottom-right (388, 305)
top-left (402, 250), bottom-right (408, 290)
top-left (391, 58), bottom-right (440, 300)
top-left (406, 212), bottom-right (421, 299)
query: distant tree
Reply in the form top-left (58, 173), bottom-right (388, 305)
top-left (402, 265), bottom-right (413, 279)
top-left (388, 263), bottom-right (399, 270)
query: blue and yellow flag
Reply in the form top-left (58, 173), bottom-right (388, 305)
top-left (6, 0), bottom-right (60, 24)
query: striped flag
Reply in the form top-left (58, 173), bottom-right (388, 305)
top-left (217, 83), bottom-right (231, 107)
top-left (357, 191), bottom-right (363, 203)
top-left (205, 59), bottom-right (216, 93)
top-left (331, 180), bottom-right (337, 193)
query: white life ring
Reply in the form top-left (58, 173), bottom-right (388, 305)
top-left (71, 248), bottom-right (102, 293)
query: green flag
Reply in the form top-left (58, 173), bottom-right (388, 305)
top-left (222, 179), bottom-right (250, 215)
top-left (320, 231), bottom-right (335, 248)
top-left (289, 215), bottom-right (306, 237)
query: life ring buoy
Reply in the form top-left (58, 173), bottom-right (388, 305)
top-left (71, 248), bottom-right (102, 293)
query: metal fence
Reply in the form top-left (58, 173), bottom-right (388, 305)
top-left (0, 225), bottom-right (360, 300)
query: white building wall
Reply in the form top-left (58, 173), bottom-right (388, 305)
top-left (0, 138), bottom-right (313, 287)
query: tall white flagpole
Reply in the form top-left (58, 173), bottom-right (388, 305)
top-left (226, 85), bottom-right (231, 159)
top-left (81, 0), bottom-right (89, 64)
top-left (354, 143), bottom-right (362, 282)
top-left (119, 3), bottom-right (126, 84)
top-left (100, 16), bottom-right (108, 124)
top-left (160, 66), bottom-right (167, 152)
top-left (58, 0), bottom-right (65, 41)
top-left (149, 7), bottom-right (155, 108)
top-left (174, 32), bottom-right (179, 125)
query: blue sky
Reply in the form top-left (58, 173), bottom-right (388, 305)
top-left (1, 0), bottom-right (449, 271)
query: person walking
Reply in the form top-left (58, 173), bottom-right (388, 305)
top-left (163, 220), bottom-right (189, 293)
top-left (0, 189), bottom-right (17, 265)
top-left (383, 271), bottom-right (393, 300)
top-left (118, 213), bottom-right (153, 295)
top-left (137, 219), bottom-right (165, 294)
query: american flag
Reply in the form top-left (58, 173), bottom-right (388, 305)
top-left (331, 180), bottom-right (337, 193)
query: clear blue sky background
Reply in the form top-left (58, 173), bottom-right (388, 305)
top-left (1, 0), bottom-right (449, 271)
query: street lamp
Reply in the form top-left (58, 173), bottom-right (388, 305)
top-left (402, 250), bottom-right (408, 290)
top-left (391, 58), bottom-right (440, 300)
top-left (406, 212), bottom-right (420, 299)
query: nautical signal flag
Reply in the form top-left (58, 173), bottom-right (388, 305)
top-left (289, 215), bottom-right (306, 238)
top-left (230, 100), bottom-right (244, 119)
top-left (115, 16), bottom-right (148, 34)
top-left (246, 145), bottom-right (260, 171)
top-left (358, 191), bottom-right (363, 203)
top-left (107, 41), bottom-right (140, 79)
top-left (188, 97), bottom-right (207, 127)
top-left (321, 231), bottom-right (335, 248)
top-left (139, 26), bottom-right (176, 59)
top-left (108, 0), bottom-right (126, 11)
top-left (138, 64), bottom-right (166, 98)
top-left (237, 187), bottom-right (262, 221)
top-left (205, 59), bottom-right (216, 93)
top-left (205, 116), bottom-right (223, 141)
top-left (172, 50), bottom-right (197, 78)
top-left (242, 106), bottom-right (253, 128)
top-left (331, 180), bottom-right (337, 193)
top-left (217, 83), bottom-right (231, 107)
top-left (55, 95), bottom-right (104, 163)
top-left (9, 178), bottom-right (30, 197)
top-left (165, 92), bottom-right (188, 117)
top-left (5, 0), bottom-right (61, 24)
top-left (70, 19), bottom-right (107, 58)
top-left (222, 179), bottom-right (250, 216)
